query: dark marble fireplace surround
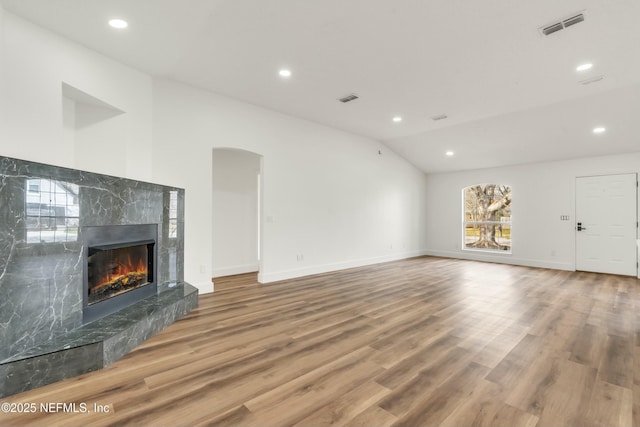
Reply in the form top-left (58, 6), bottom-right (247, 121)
top-left (0, 156), bottom-right (198, 398)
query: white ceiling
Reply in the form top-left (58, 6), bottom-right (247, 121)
top-left (2, 0), bottom-right (640, 173)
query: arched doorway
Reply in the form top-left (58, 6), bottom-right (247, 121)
top-left (212, 148), bottom-right (263, 280)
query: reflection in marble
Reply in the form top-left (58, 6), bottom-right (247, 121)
top-left (0, 282), bottom-right (197, 397)
top-left (0, 344), bottom-right (103, 399)
top-left (0, 155), bottom-right (194, 398)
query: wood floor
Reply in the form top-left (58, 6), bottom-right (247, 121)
top-left (2, 256), bottom-right (639, 427)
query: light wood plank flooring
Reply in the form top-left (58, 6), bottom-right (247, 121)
top-left (2, 256), bottom-right (639, 426)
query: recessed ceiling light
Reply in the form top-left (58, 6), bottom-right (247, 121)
top-left (108, 19), bottom-right (128, 29)
top-left (392, 116), bottom-right (403, 123)
top-left (576, 63), bottom-right (593, 72)
top-left (445, 151), bottom-right (454, 156)
top-left (592, 126), bottom-right (606, 134)
top-left (279, 69), bottom-right (291, 78)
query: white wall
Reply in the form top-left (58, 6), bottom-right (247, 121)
top-left (152, 78), bottom-right (430, 288)
top-left (1, 10), bottom-right (430, 295)
top-left (0, 5), bottom-right (6, 140)
top-left (212, 148), bottom-right (261, 277)
top-left (425, 153), bottom-right (640, 273)
top-left (4, 7), bottom-right (637, 292)
top-left (1, 12), bottom-right (153, 181)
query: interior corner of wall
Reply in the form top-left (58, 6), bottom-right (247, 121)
top-left (192, 281), bottom-right (214, 295)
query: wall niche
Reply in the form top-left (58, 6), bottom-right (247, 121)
top-left (62, 82), bottom-right (127, 177)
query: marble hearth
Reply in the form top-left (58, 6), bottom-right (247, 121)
top-left (0, 156), bottom-right (197, 397)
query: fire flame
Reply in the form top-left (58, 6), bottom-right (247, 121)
top-left (96, 253), bottom-right (148, 289)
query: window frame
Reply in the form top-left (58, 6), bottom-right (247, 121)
top-left (462, 184), bottom-right (512, 254)
top-left (25, 178), bottom-right (80, 244)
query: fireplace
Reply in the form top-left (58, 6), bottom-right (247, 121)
top-left (88, 241), bottom-right (153, 304)
top-left (82, 224), bottom-right (158, 324)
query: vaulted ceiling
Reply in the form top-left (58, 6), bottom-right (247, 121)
top-left (2, 0), bottom-right (639, 172)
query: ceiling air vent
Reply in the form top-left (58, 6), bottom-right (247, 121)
top-left (579, 75), bottom-right (604, 85)
top-left (338, 93), bottom-right (359, 103)
top-left (431, 114), bottom-right (448, 121)
top-left (539, 11), bottom-right (585, 36)
top-left (563, 13), bottom-right (584, 28)
top-left (542, 22), bottom-right (564, 36)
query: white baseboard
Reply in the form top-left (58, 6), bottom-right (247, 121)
top-left (423, 249), bottom-right (574, 271)
top-left (212, 264), bottom-right (259, 278)
top-left (233, 249), bottom-right (576, 285)
top-left (258, 250), bottom-right (429, 283)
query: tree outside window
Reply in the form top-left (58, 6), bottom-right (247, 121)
top-left (463, 184), bottom-right (511, 252)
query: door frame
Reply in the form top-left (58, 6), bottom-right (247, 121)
top-left (574, 172), bottom-right (639, 277)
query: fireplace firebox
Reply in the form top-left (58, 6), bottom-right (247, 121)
top-left (82, 224), bottom-right (158, 324)
top-left (88, 241), bottom-right (153, 305)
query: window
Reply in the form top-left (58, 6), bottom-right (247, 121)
top-left (25, 179), bottom-right (80, 243)
top-left (28, 182), bottom-right (40, 193)
top-left (463, 184), bottom-right (511, 252)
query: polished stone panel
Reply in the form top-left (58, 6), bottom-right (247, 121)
top-left (0, 344), bottom-right (103, 399)
top-left (0, 155), bottom-right (194, 398)
top-left (103, 281), bottom-right (198, 365)
top-left (0, 282), bottom-right (198, 397)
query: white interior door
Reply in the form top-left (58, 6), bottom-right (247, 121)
top-left (576, 173), bottom-right (638, 276)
